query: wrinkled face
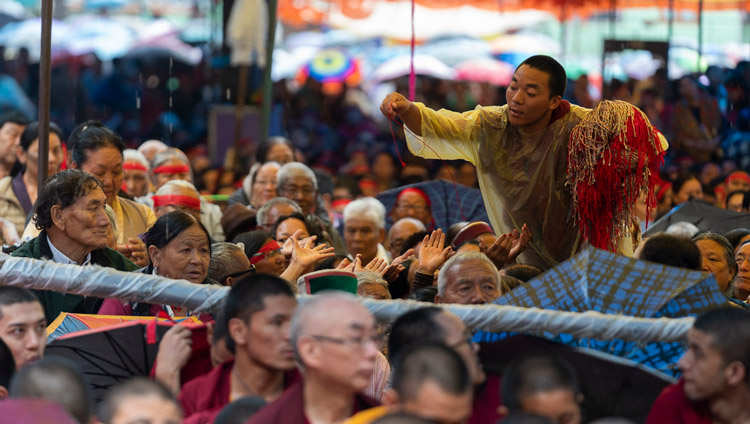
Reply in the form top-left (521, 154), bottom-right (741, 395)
top-left (437, 260), bottom-right (501, 305)
top-left (506, 65), bottom-right (559, 131)
top-left (77, 146), bottom-right (123, 206)
top-left (679, 329), bottom-right (729, 401)
top-left (392, 192), bottom-right (432, 228)
top-left (0, 122), bottom-right (25, 166)
top-left (267, 143), bottom-right (294, 164)
top-left (250, 164), bottom-right (279, 209)
top-left (110, 395), bottom-right (182, 424)
top-left (235, 294), bottom-right (297, 371)
top-left (519, 389), bottom-right (581, 424)
top-left (302, 301), bottom-right (378, 392)
top-left (275, 217), bottom-right (309, 244)
top-left (345, 217), bottom-right (383, 261)
top-left (727, 177), bottom-right (750, 193)
top-left (153, 158), bottom-right (190, 190)
top-left (123, 168), bottom-right (149, 198)
top-left (253, 238), bottom-right (287, 276)
top-left (55, 186), bottom-right (110, 252)
top-left (261, 204), bottom-right (298, 234)
top-left (436, 311), bottom-right (485, 386)
top-left (726, 193), bottom-right (745, 213)
top-left (279, 176), bottom-right (316, 215)
top-left (0, 302), bottom-right (46, 369)
top-left (400, 381), bottom-right (473, 424)
top-left (696, 239), bottom-right (735, 292)
top-left (733, 243), bottom-right (750, 300)
top-left (151, 224), bottom-right (210, 284)
top-left (19, 134), bottom-right (63, 179)
top-left (387, 220), bottom-right (422, 259)
top-left (674, 179), bottom-right (703, 205)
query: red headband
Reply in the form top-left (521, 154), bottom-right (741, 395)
top-left (249, 239), bottom-right (281, 265)
top-left (332, 198), bottom-right (351, 209)
top-left (153, 164), bottom-right (190, 175)
top-left (655, 182), bottom-right (672, 203)
top-left (396, 187), bottom-right (431, 208)
top-left (152, 194), bottom-right (201, 210)
top-left (123, 162), bottom-right (148, 172)
top-left (359, 179), bottom-right (377, 189)
top-left (726, 172), bottom-right (750, 185)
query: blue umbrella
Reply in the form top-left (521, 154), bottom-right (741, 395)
top-left (477, 246), bottom-right (728, 377)
top-left (376, 180), bottom-right (489, 230)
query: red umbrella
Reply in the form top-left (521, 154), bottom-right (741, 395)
top-left (454, 58), bottom-right (515, 86)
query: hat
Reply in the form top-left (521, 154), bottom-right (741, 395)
top-left (221, 204), bottom-right (257, 242)
top-left (303, 270), bottom-right (358, 295)
top-left (451, 221), bottom-right (494, 249)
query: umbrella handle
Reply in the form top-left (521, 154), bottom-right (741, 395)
top-left (146, 312), bottom-right (176, 344)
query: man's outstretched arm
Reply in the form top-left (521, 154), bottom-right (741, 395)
top-left (380, 92), bottom-right (422, 137)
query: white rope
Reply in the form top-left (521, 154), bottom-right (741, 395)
top-left (0, 254), bottom-right (692, 342)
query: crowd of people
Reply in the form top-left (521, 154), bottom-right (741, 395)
top-left (0, 52), bottom-right (748, 424)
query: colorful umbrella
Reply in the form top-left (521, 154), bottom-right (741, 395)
top-left (46, 313), bottom-right (201, 343)
top-left (477, 246), bottom-right (728, 377)
top-left (376, 180), bottom-right (489, 230)
top-left (298, 49), bottom-right (362, 86)
top-left (454, 58), bottom-right (515, 86)
top-left (644, 198), bottom-right (750, 237)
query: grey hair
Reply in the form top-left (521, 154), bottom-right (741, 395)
top-left (277, 162), bottom-right (318, 190)
top-left (123, 149), bottom-right (149, 169)
top-left (207, 242), bottom-right (246, 282)
top-left (150, 147), bottom-right (193, 183)
top-left (289, 291), bottom-right (359, 362)
top-left (344, 197), bottom-right (386, 230)
top-left (137, 139), bottom-right (168, 156)
top-left (692, 232), bottom-right (738, 296)
top-left (666, 221), bottom-right (700, 238)
top-left (437, 251), bottom-right (500, 296)
top-left (156, 179), bottom-right (199, 196)
top-left (355, 271), bottom-right (391, 300)
top-left (256, 197), bottom-right (302, 228)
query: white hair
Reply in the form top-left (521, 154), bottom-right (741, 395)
top-left (207, 242), bottom-right (246, 282)
top-left (389, 217), bottom-right (426, 235)
top-left (343, 197), bottom-right (386, 230)
top-left (150, 148), bottom-right (193, 183)
top-left (436, 251), bottom-right (500, 296)
top-left (123, 149), bottom-right (149, 169)
top-left (277, 162), bottom-right (317, 190)
top-left (256, 197), bottom-right (302, 228)
top-left (137, 139), bottom-right (168, 158)
top-left (665, 221), bottom-right (700, 238)
top-left (156, 179), bottom-right (199, 196)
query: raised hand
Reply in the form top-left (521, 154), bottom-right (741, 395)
top-left (382, 263), bottom-right (406, 283)
top-left (417, 229), bottom-right (453, 275)
top-left (153, 324), bottom-right (193, 395)
top-left (281, 229), bottom-right (317, 258)
top-left (391, 248), bottom-right (415, 266)
top-left (507, 223), bottom-right (532, 263)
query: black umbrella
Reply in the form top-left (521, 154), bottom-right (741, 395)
top-left (479, 335), bottom-right (673, 423)
top-left (45, 320), bottom-right (209, 404)
top-left (644, 198), bottom-right (750, 237)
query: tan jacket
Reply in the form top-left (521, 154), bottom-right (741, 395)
top-left (0, 176), bottom-right (27, 245)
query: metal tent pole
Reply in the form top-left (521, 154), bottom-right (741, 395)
top-left (38, 0), bottom-right (53, 188)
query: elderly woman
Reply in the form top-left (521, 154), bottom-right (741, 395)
top-left (227, 161), bottom-right (280, 208)
top-left (152, 180), bottom-right (202, 221)
top-left (0, 121), bottom-right (63, 245)
top-left (122, 149), bottom-right (151, 198)
top-left (256, 136), bottom-right (295, 164)
top-left (693, 233), bottom-right (738, 296)
top-left (145, 148), bottom-right (225, 241)
top-left (99, 211), bottom-right (213, 316)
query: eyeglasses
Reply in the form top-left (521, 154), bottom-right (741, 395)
top-left (309, 333), bottom-right (385, 349)
top-left (395, 203), bottom-right (427, 213)
top-left (281, 185), bottom-right (315, 196)
top-left (250, 248), bottom-right (283, 261)
top-left (219, 265), bottom-right (256, 285)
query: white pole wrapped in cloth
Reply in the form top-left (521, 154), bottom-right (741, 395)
top-left (0, 254), bottom-right (693, 342)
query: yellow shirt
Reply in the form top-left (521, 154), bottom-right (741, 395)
top-left (342, 405), bottom-right (389, 424)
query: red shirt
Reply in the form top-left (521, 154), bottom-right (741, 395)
top-left (646, 379), bottom-right (712, 424)
top-left (469, 373), bottom-right (502, 424)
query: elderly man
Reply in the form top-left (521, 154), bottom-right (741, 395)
top-left (436, 252), bottom-right (501, 305)
top-left (344, 198), bottom-right (389, 265)
top-left (647, 307), bottom-right (750, 424)
top-left (0, 287), bottom-right (45, 370)
top-left (390, 188), bottom-right (434, 230)
top-left (387, 307), bottom-right (499, 424)
top-left (276, 162), bottom-right (326, 221)
top-left (12, 169), bottom-right (138, 321)
top-left (207, 242), bottom-right (253, 285)
top-left (386, 218), bottom-right (425, 260)
top-left (152, 180), bottom-right (202, 220)
top-left (256, 197), bottom-right (303, 236)
top-left (248, 292), bottom-right (379, 424)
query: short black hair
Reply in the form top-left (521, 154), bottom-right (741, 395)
top-left (143, 211), bottom-right (212, 262)
top-left (0, 286), bottom-right (40, 321)
top-left (693, 307), bottom-right (750, 386)
top-left (32, 169), bottom-right (102, 230)
top-left (234, 230), bottom-right (273, 256)
top-left (502, 264), bottom-right (543, 282)
top-left (0, 338), bottom-right (15, 389)
top-left (391, 341), bottom-right (472, 402)
top-left (388, 307), bottom-right (445, 361)
top-left (724, 190), bottom-right (750, 210)
top-left (516, 55), bottom-right (567, 98)
top-left (671, 173), bottom-right (699, 197)
top-left (221, 274), bottom-right (295, 354)
top-left (500, 353), bottom-right (580, 413)
top-left (725, 228), bottom-right (750, 250)
top-left (19, 121), bottom-right (63, 152)
top-left (638, 233), bottom-right (702, 271)
top-left (67, 120), bottom-right (124, 168)
top-left (273, 212), bottom-right (308, 240)
top-left (400, 231), bottom-right (430, 256)
top-left (98, 378), bottom-right (178, 424)
top-left (215, 395), bottom-right (267, 424)
top-left (10, 357), bottom-right (92, 424)
top-left (0, 110), bottom-right (30, 129)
